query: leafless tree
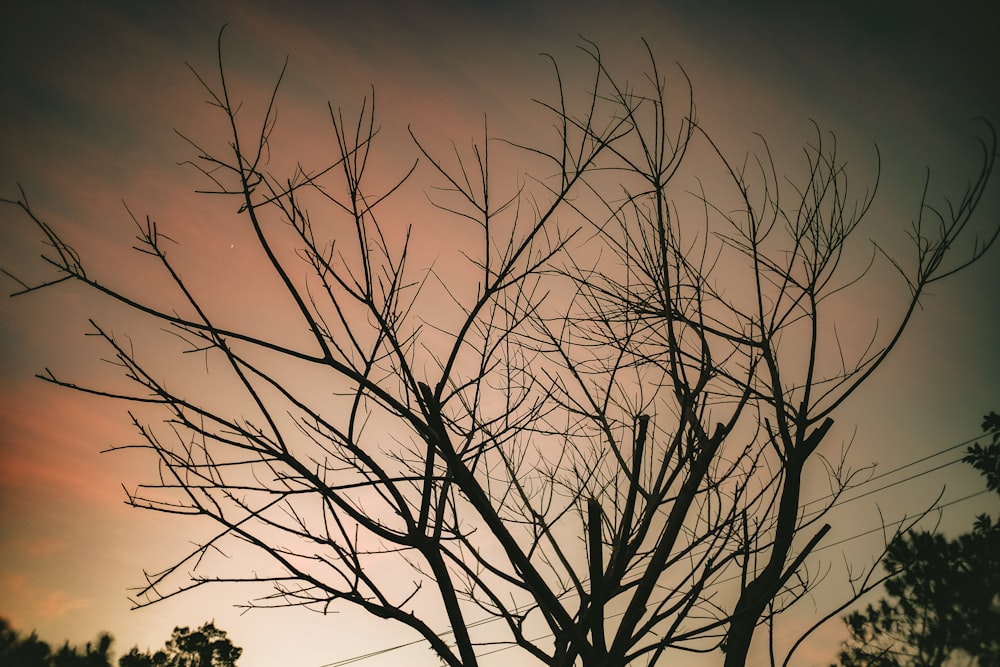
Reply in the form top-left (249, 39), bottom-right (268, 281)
top-left (4, 34), bottom-right (997, 667)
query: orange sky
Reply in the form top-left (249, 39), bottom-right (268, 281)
top-left (2, 2), bottom-right (999, 666)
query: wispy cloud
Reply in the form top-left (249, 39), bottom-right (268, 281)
top-left (0, 571), bottom-right (91, 622)
top-left (0, 382), bottom-right (133, 515)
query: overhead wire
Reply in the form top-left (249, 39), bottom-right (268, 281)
top-left (315, 428), bottom-right (995, 666)
top-left (800, 430), bottom-right (984, 513)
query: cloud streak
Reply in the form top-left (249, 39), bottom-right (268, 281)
top-left (1, 2), bottom-right (998, 666)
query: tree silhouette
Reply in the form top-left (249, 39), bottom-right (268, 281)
top-left (965, 411), bottom-right (1000, 494)
top-left (3, 32), bottom-right (998, 666)
top-left (0, 618), bottom-right (53, 667)
top-left (0, 618), bottom-right (113, 667)
top-left (835, 414), bottom-right (1000, 666)
top-left (0, 618), bottom-right (239, 667)
top-left (119, 622), bottom-right (240, 667)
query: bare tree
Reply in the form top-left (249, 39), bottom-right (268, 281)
top-left (3, 34), bottom-right (997, 667)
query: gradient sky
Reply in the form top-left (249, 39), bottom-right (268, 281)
top-left (2, 2), bottom-right (999, 666)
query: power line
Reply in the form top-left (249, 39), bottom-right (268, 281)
top-left (815, 489), bottom-right (991, 552)
top-left (399, 488), bottom-right (996, 667)
top-left (321, 641), bottom-right (425, 667)
top-left (800, 457), bottom-right (965, 524)
top-left (315, 429), bottom-right (993, 666)
top-left (800, 430), bottom-right (984, 512)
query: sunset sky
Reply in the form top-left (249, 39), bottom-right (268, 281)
top-left (2, 2), bottom-right (999, 666)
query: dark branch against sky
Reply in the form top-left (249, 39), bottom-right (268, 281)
top-left (1, 2), bottom-right (998, 666)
